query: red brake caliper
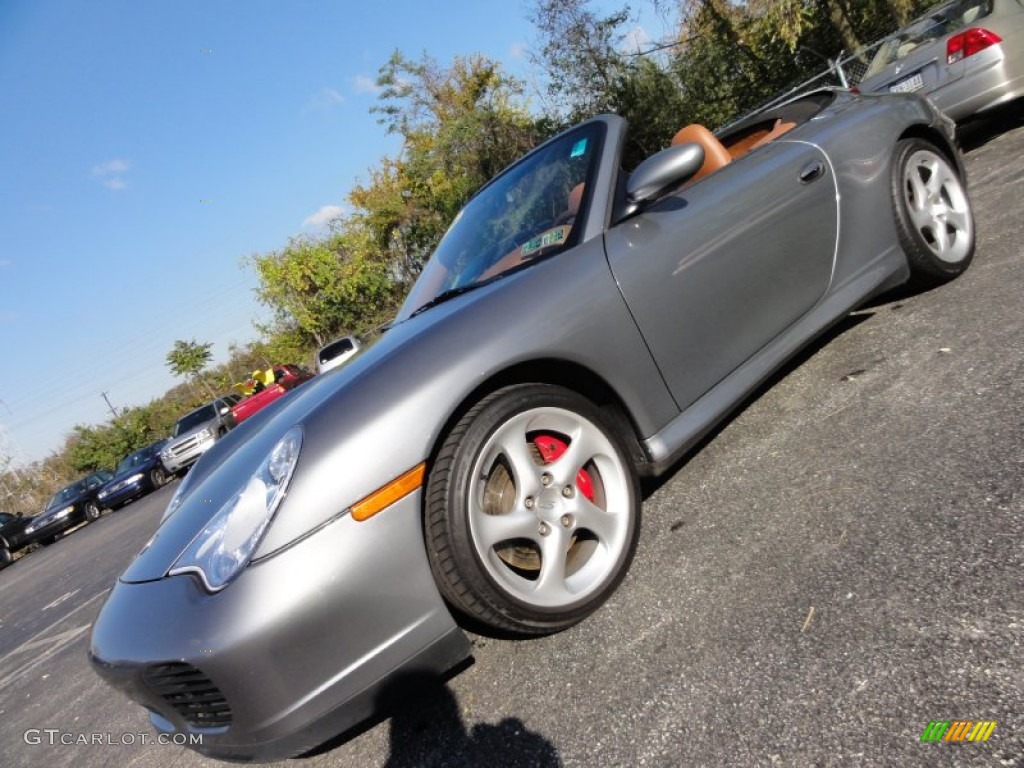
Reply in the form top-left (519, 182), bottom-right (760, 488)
top-left (533, 435), bottom-right (595, 502)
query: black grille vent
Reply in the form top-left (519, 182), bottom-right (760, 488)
top-left (143, 662), bottom-right (232, 728)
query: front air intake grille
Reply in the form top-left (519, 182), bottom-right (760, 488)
top-left (142, 662), bottom-right (232, 728)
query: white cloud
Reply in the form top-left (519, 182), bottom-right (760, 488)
top-left (622, 26), bottom-right (651, 54)
top-left (92, 158), bottom-right (132, 191)
top-left (509, 42), bottom-right (527, 60)
top-left (303, 87), bottom-right (345, 114)
top-left (92, 158), bottom-right (131, 176)
top-left (302, 205), bottom-right (345, 228)
top-left (353, 74), bottom-right (381, 94)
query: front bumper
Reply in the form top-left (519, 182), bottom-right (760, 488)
top-left (161, 434), bottom-right (216, 474)
top-left (88, 489), bottom-right (469, 762)
top-left (99, 479), bottom-right (148, 508)
top-left (24, 509), bottom-right (80, 542)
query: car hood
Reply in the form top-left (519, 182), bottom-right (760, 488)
top-left (118, 290), bottom-right (487, 585)
top-left (1, 517), bottom-right (33, 537)
top-left (44, 490), bottom-right (91, 514)
top-left (117, 230), bottom-right (677, 587)
top-left (103, 461), bottom-right (157, 487)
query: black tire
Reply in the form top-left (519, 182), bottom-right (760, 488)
top-left (151, 467), bottom-right (167, 488)
top-left (424, 384), bottom-right (641, 635)
top-left (891, 138), bottom-right (975, 287)
top-left (84, 501), bottom-right (101, 522)
top-left (0, 548), bottom-right (12, 569)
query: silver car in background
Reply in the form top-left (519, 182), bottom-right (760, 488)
top-left (89, 89), bottom-right (975, 761)
top-left (858, 0), bottom-right (1024, 121)
top-left (159, 397), bottom-right (238, 475)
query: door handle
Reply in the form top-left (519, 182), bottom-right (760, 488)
top-left (799, 160), bottom-right (825, 183)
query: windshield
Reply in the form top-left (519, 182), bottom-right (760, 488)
top-left (395, 122), bottom-right (604, 322)
top-left (116, 447), bottom-right (152, 474)
top-left (47, 481), bottom-right (88, 510)
top-left (174, 405), bottom-right (216, 436)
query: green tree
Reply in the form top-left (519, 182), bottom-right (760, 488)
top-left (165, 339), bottom-right (216, 399)
top-left (530, 0), bottom-right (687, 167)
top-left (248, 232), bottom-right (400, 350)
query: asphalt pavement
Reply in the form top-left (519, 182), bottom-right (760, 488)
top-left (1, 116), bottom-right (1022, 768)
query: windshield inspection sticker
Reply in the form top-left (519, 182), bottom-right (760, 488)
top-left (570, 138), bottom-right (588, 158)
top-left (521, 226), bottom-right (569, 257)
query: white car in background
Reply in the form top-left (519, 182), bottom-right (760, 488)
top-left (315, 334), bottom-right (362, 374)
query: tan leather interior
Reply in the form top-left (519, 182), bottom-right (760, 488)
top-left (670, 119), bottom-right (798, 182)
top-left (749, 119), bottom-right (797, 151)
top-left (555, 182), bottom-right (585, 225)
top-left (670, 124), bottom-right (732, 182)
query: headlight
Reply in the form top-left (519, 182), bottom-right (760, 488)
top-left (126, 472), bottom-right (144, 483)
top-left (168, 427), bottom-right (302, 592)
top-left (201, 427), bottom-right (216, 440)
top-left (160, 472), bottom-right (192, 524)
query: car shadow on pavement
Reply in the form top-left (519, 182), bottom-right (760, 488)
top-left (379, 672), bottom-right (561, 768)
top-left (304, 668), bottom-right (561, 767)
top-left (958, 101), bottom-right (1024, 152)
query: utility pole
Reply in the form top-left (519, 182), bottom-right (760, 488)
top-left (100, 391), bottom-right (118, 419)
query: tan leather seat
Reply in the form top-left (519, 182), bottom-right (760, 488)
top-left (670, 124), bottom-right (732, 182)
top-left (556, 182), bottom-right (585, 225)
top-left (749, 118), bottom-right (797, 152)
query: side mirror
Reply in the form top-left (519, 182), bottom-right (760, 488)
top-left (625, 142), bottom-right (705, 210)
top-left (218, 406), bottom-right (230, 415)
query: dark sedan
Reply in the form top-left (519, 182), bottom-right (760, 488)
top-left (24, 471), bottom-right (114, 544)
top-left (98, 440), bottom-right (170, 510)
top-left (0, 511), bottom-right (37, 568)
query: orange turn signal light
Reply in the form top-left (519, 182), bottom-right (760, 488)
top-left (350, 463), bottom-right (426, 522)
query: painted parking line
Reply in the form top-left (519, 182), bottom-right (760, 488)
top-left (43, 589), bottom-right (81, 611)
top-left (0, 590), bottom-right (108, 691)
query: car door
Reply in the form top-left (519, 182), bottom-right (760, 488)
top-left (605, 139), bottom-right (839, 410)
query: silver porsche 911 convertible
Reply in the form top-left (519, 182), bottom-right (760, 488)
top-left (89, 87), bottom-right (974, 761)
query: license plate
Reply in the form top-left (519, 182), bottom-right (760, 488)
top-left (890, 73), bottom-right (924, 93)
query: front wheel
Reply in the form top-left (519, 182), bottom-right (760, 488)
top-left (891, 138), bottom-right (975, 287)
top-left (84, 501), bottom-right (101, 522)
top-left (424, 384), bottom-right (641, 635)
top-left (0, 548), bottom-right (12, 569)
top-left (151, 467), bottom-right (167, 488)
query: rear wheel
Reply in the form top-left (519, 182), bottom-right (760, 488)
top-left (891, 138), bottom-right (975, 286)
top-left (424, 384), bottom-right (640, 635)
top-left (0, 548), bottom-right (12, 569)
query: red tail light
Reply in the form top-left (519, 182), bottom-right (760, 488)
top-left (947, 28), bottom-right (1002, 64)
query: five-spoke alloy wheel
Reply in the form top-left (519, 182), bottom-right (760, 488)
top-left (425, 384), bottom-right (640, 634)
top-left (892, 138), bottom-right (975, 285)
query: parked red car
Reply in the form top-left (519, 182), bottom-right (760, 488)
top-left (231, 365), bottom-right (314, 423)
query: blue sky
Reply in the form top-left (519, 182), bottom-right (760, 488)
top-left (0, 0), bottom-right (664, 465)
